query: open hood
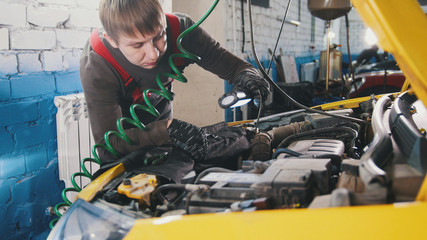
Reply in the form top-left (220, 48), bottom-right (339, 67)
top-left (352, 0), bottom-right (427, 105)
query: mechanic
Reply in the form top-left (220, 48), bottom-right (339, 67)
top-left (80, 0), bottom-right (269, 165)
top-left (355, 44), bottom-right (383, 66)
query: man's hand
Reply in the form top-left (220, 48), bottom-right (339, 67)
top-left (167, 119), bottom-right (207, 161)
top-left (234, 70), bottom-right (270, 103)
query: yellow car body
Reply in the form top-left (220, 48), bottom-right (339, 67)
top-left (50, 0), bottom-right (427, 239)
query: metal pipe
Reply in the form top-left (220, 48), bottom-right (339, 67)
top-left (246, 0), bottom-right (367, 125)
top-left (325, 20), bottom-right (331, 94)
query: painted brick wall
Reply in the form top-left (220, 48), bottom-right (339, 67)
top-left (224, 0), bottom-right (324, 62)
top-left (0, 0), bottom-right (100, 239)
top-left (0, 0), bottom-right (373, 239)
top-left (223, 0), bottom-right (371, 70)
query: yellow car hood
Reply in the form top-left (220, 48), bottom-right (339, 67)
top-left (352, 0), bottom-right (427, 105)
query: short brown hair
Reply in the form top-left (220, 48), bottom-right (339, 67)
top-left (99, 0), bottom-right (165, 43)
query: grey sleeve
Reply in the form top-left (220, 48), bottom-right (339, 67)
top-left (79, 41), bottom-right (171, 162)
top-left (176, 13), bottom-right (260, 85)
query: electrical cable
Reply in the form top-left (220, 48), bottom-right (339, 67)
top-left (246, 0), bottom-right (368, 125)
top-left (152, 183), bottom-right (186, 203)
top-left (194, 167), bottom-right (235, 184)
top-left (241, 0), bottom-right (245, 53)
top-left (345, 14), bottom-right (356, 85)
top-left (255, 0), bottom-right (290, 132)
top-left (255, 89), bottom-right (263, 132)
top-left (49, 0), bottom-right (220, 229)
top-left (383, 51), bottom-right (389, 93)
top-left (266, 0), bottom-right (292, 75)
top-left (185, 190), bottom-right (196, 214)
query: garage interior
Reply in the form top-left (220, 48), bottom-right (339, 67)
top-left (1, 0), bottom-right (427, 239)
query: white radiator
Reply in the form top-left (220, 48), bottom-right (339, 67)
top-left (54, 93), bottom-right (99, 191)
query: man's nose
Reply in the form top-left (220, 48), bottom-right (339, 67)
top-left (145, 41), bottom-right (159, 60)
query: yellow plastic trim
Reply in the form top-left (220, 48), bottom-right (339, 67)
top-left (312, 92), bottom-right (404, 111)
top-left (76, 163), bottom-right (125, 202)
top-left (124, 202), bottom-right (427, 240)
top-left (351, 0), bottom-right (427, 108)
top-left (416, 176), bottom-right (427, 202)
top-left (117, 174), bottom-right (157, 205)
top-left (227, 120), bottom-right (254, 126)
top-left (312, 96), bottom-right (375, 110)
top-left (401, 79), bottom-right (411, 92)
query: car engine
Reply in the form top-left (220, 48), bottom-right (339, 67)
top-left (88, 91), bottom-right (426, 219)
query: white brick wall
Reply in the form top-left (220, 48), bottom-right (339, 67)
top-left (0, 0), bottom-right (375, 76)
top-left (0, 2), bottom-right (26, 26)
top-left (76, 0), bottom-right (101, 9)
top-left (37, 0), bottom-right (76, 6)
top-left (0, 28), bottom-right (9, 50)
top-left (11, 30), bottom-right (57, 50)
top-left (0, 0), bottom-right (100, 75)
top-left (64, 49), bottom-right (82, 70)
top-left (0, 54), bottom-right (18, 75)
top-left (18, 53), bottom-right (42, 73)
top-left (224, 0), bottom-right (370, 59)
top-left (65, 8), bottom-right (101, 28)
top-left (56, 29), bottom-right (91, 49)
top-left (0, 0), bottom-right (27, 3)
top-left (339, 9), bottom-right (370, 55)
top-left (27, 5), bottom-right (70, 28)
top-left (42, 51), bottom-right (63, 72)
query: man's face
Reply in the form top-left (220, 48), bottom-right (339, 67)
top-left (106, 21), bottom-right (167, 69)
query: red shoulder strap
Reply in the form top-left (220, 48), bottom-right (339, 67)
top-left (90, 29), bottom-right (132, 86)
top-left (89, 15), bottom-right (184, 103)
top-left (165, 13), bottom-right (185, 66)
top-left (90, 29), bottom-right (144, 102)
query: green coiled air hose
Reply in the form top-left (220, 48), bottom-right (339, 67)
top-left (49, 0), bottom-right (220, 229)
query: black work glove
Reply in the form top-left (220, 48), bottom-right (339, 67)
top-left (234, 70), bottom-right (270, 103)
top-left (167, 119), bottom-right (208, 161)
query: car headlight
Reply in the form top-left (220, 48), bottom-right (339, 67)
top-left (47, 198), bottom-right (134, 240)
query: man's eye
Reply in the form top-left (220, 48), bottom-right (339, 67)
top-left (133, 43), bottom-right (143, 48)
top-left (155, 31), bottom-right (166, 41)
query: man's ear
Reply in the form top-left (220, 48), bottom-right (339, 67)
top-left (104, 32), bottom-right (118, 48)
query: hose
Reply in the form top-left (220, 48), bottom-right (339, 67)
top-left (194, 167), bottom-right (235, 184)
top-left (246, 0), bottom-right (368, 125)
top-left (49, 0), bottom-right (220, 229)
top-left (271, 148), bottom-right (302, 159)
top-left (152, 183), bottom-right (186, 203)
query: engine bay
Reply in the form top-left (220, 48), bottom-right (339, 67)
top-left (87, 91), bottom-right (426, 218)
